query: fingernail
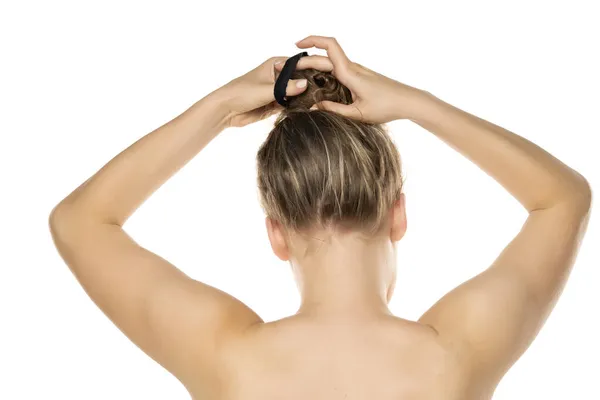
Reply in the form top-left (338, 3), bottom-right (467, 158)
top-left (296, 79), bottom-right (307, 88)
top-left (274, 60), bottom-right (283, 66)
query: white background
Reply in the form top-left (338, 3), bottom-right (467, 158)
top-left (1, 1), bottom-right (598, 399)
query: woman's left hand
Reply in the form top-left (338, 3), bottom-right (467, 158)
top-left (215, 55), bottom-right (331, 128)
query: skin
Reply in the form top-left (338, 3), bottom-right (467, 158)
top-left (49, 36), bottom-right (592, 399)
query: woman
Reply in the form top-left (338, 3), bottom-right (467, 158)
top-left (49, 35), bottom-right (592, 399)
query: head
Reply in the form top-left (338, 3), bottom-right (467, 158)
top-left (257, 68), bottom-right (406, 316)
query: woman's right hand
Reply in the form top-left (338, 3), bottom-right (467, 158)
top-left (287, 35), bottom-right (431, 124)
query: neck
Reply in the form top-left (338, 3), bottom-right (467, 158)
top-left (290, 232), bottom-right (397, 320)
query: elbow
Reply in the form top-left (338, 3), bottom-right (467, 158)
top-left (49, 203), bottom-right (68, 237)
top-left (49, 202), bottom-right (80, 238)
top-left (531, 173), bottom-right (592, 215)
top-left (560, 173), bottom-right (593, 217)
top-left (49, 204), bottom-right (81, 259)
top-left (572, 173), bottom-right (592, 210)
top-left (49, 202), bottom-right (108, 240)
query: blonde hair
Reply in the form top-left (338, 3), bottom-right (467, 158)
top-left (257, 68), bottom-right (404, 235)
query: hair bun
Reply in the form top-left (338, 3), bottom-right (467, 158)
top-left (277, 68), bottom-right (353, 120)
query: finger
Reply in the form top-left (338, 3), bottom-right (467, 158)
top-left (314, 100), bottom-right (363, 120)
top-left (272, 57), bottom-right (289, 70)
top-left (267, 56), bottom-right (289, 65)
top-left (271, 57), bottom-right (289, 81)
top-left (284, 79), bottom-right (308, 97)
top-left (295, 36), bottom-right (351, 70)
top-left (274, 55), bottom-right (334, 72)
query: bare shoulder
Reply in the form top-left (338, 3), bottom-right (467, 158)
top-left (203, 315), bottom-right (474, 400)
top-left (419, 200), bottom-right (592, 392)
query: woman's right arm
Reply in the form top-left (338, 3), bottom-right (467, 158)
top-left (412, 90), bottom-right (591, 391)
top-left (293, 35), bottom-right (592, 394)
top-left (411, 93), bottom-right (591, 212)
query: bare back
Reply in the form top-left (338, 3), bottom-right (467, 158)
top-left (195, 315), bottom-right (470, 400)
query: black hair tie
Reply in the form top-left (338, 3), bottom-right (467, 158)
top-left (274, 51), bottom-right (308, 107)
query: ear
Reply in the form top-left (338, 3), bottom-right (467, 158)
top-left (265, 217), bottom-right (290, 261)
top-left (390, 193), bottom-right (407, 242)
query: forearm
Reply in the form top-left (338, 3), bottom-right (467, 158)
top-left (53, 91), bottom-right (231, 226)
top-left (409, 92), bottom-right (591, 212)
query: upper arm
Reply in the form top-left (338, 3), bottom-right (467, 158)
top-left (419, 196), bottom-right (592, 388)
top-left (49, 207), bottom-right (263, 385)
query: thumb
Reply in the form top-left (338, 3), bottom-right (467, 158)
top-left (313, 100), bottom-right (362, 120)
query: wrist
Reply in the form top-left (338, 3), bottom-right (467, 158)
top-left (405, 90), bottom-right (444, 125)
top-left (200, 89), bottom-right (236, 130)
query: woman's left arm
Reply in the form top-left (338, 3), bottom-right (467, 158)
top-left (48, 55), bottom-right (315, 387)
top-left (53, 92), bottom-right (230, 226)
